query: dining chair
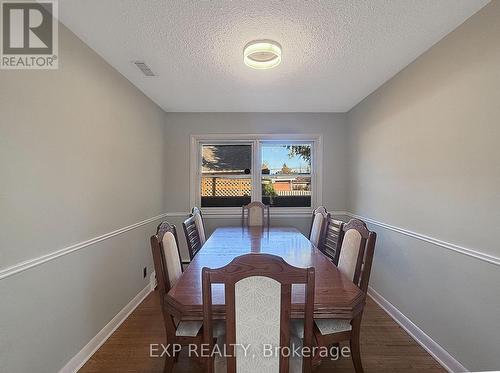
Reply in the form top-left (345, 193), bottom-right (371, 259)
top-left (320, 216), bottom-right (345, 265)
top-left (202, 253), bottom-right (315, 373)
top-left (241, 201), bottom-right (270, 228)
top-left (308, 206), bottom-right (329, 248)
top-left (291, 218), bottom-right (376, 373)
top-left (182, 214), bottom-right (203, 260)
top-left (150, 221), bottom-right (204, 362)
top-left (192, 206), bottom-right (207, 245)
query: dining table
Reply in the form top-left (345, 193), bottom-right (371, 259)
top-left (166, 226), bottom-right (365, 321)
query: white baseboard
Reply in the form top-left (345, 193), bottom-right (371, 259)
top-left (368, 286), bottom-right (468, 373)
top-left (58, 282), bottom-right (153, 373)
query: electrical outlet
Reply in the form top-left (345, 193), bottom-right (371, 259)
top-left (143, 267), bottom-right (147, 278)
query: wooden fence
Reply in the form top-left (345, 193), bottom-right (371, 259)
top-left (201, 177), bottom-right (311, 197)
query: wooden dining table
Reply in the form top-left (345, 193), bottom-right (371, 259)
top-left (166, 226), bottom-right (365, 321)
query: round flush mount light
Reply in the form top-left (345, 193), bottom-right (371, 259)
top-left (243, 40), bottom-right (282, 69)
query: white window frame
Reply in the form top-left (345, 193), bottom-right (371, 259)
top-left (190, 134), bottom-right (322, 217)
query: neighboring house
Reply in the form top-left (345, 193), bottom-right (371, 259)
top-left (201, 145), bottom-right (252, 197)
top-left (202, 145), bottom-right (251, 173)
top-left (273, 180), bottom-right (292, 192)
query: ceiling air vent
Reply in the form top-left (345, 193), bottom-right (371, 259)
top-left (133, 61), bottom-right (156, 77)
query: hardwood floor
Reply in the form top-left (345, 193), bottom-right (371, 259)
top-left (79, 291), bottom-right (445, 373)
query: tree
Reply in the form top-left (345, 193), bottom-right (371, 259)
top-left (262, 183), bottom-right (277, 197)
top-left (285, 145), bottom-right (311, 163)
top-left (280, 163), bottom-right (292, 174)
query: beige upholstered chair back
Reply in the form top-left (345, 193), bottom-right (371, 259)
top-left (202, 254), bottom-right (315, 373)
top-left (309, 206), bottom-right (328, 248)
top-left (162, 232), bottom-right (182, 287)
top-left (242, 201), bottom-right (269, 227)
top-left (155, 222), bottom-right (183, 289)
top-left (337, 219), bottom-right (377, 292)
top-left (338, 229), bottom-right (363, 282)
top-left (191, 206), bottom-right (206, 245)
top-left (235, 276), bottom-right (281, 371)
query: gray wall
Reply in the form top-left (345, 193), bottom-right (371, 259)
top-left (162, 113), bottom-right (349, 259)
top-left (0, 24), bottom-right (166, 373)
top-left (346, 2), bottom-right (500, 370)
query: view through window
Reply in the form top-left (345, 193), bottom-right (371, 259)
top-left (201, 144), bottom-right (252, 207)
top-left (261, 143), bottom-right (311, 207)
top-left (197, 138), bottom-right (315, 209)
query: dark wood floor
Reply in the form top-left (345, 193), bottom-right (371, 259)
top-left (79, 291), bottom-right (445, 373)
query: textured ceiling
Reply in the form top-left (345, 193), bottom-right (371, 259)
top-left (58, 0), bottom-right (489, 112)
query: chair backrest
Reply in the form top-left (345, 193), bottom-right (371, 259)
top-left (202, 254), bottom-right (315, 373)
top-left (191, 206), bottom-right (207, 245)
top-left (150, 221), bottom-right (184, 339)
top-left (308, 206), bottom-right (329, 248)
top-left (321, 217), bottom-right (345, 265)
top-left (182, 215), bottom-right (202, 260)
top-left (337, 219), bottom-right (376, 293)
top-left (153, 221), bottom-right (183, 293)
top-left (241, 201), bottom-right (270, 227)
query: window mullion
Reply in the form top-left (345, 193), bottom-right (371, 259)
top-left (196, 140), bottom-right (202, 207)
top-left (252, 140), bottom-right (261, 202)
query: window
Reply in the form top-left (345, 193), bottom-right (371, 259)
top-left (191, 135), bottom-right (321, 213)
top-left (201, 144), bottom-right (252, 207)
top-left (261, 143), bottom-right (311, 207)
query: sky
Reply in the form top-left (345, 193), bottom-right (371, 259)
top-left (261, 144), bottom-right (310, 173)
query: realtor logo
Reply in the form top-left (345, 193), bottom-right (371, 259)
top-left (1, 0), bottom-right (58, 69)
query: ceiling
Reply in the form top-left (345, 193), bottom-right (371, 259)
top-left (59, 0), bottom-right (489, 112)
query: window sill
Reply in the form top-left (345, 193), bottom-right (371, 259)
top-left (201, 207), bottom-right (313, 218)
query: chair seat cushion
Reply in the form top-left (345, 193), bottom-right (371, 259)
top-left (175, 320), bottom-right (203, 337)
top-left (290, 318), bottom-right (352, 338)
top-left (212, 319), bottom-right (226, 338)
top-left (175, 319), bottom-right (226, 337)
top-left (214, 334), bottom-right (227, 373)
top-left (315, 318), bottom-right (352, 335)
top-left (290, 335), bottom-right (304, 373)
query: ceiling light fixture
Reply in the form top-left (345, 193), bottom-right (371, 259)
top-left (243, 40), bottom-right (282, 69)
